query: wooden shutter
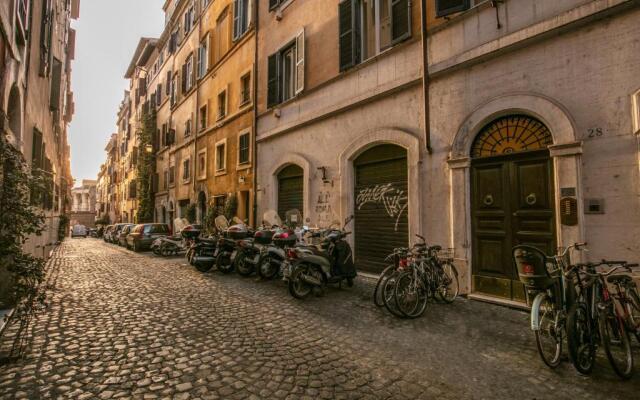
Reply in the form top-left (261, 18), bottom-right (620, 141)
top-left (166, 71), bottom-right (172, 94)
top-left (139, 78), bottom-right (147, 96)
top-left (267, 53), bottom-right (279, 108)
top-left (435, 0), bottom-right (470, 18)
top-left (50, 58), bottom-right (62, 111)
top-left (181, 63), bottom-right (187, 93)
top-left (391, 0), bottom-right (411, 44)
top-left (295, 29), bottom-right (305, 95)
top-left (338, 0), bottom-right (357, 72)
top-left (31, 129), bottom-right (43, 169)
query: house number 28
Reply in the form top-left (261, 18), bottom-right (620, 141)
top-left (587, 128), bottom-right (603, 138)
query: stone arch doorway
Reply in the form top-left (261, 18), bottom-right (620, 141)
top-left (197, 191), bottom-right (207, 224)
top-left (7, 86), bottom-right (22, 144)
top-left (353, 144), bottom-right (408, 274)
top-left (277, 164), bottom-right (304, 220)
top-left (470, 115), bottom-right (556, 301)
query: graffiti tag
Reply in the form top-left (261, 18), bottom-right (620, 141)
top-left (356, 183), bottom-right (408, 232)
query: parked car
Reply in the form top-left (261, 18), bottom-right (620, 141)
top-left (103, 225), bottom-right (114, 242)
top-left (117, 224), bottom-right (136, 247)
top-left (126, 223), bottom-right (171, 252)
top-left (88, 228), bottom-right (98, 237)
top-left (71, 225), bottom-right (87, 238)
top-left (109, 223), bottom-right (129, 244)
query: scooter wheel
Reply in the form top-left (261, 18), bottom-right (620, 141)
top-left (288, 265), bottom-right (314, 300)
top-left (216, 252), bottom-right (234, 274)
top-left (235, 253), bottom-right (254, 277)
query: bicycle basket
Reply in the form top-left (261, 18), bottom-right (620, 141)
top-left (436, 248), bottom-right (455, 261)
top-left (512, 245), bottom-right (556, 290)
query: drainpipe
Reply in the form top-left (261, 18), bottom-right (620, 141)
top-left (251, 0), bottom-right (259, 227)
top-left (421, 0), bottom-right (432, 154)
top-left (193, 7), bottom-right (203, 217)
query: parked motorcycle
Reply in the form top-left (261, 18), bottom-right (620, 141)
top-left (286, 216), bottom-right (357, 299)
top-left (189, 233), bottom-right (219, 272)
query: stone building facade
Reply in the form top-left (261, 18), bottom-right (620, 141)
top-left (1, 0), bottom-right (79, 257)
top-left (69, 179), bottom-right (96, 228)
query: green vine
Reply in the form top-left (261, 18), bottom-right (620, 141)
top-left (57, 214), bottom-right (69, 241)
top-left (224, 194), bottom-right (238, 222)
top-left (0, 132), bottom-right (50, 362)
top-left (136, 109), bottom-right (157, 223)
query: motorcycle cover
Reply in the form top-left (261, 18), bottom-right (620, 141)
top-left (334, 240), bottom-right (356, 278)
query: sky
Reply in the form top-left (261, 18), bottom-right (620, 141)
top-left (69, 0), bottom-right (165, 183)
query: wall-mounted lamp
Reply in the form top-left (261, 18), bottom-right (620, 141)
top-left (317, 167), bottom-right (330, 184)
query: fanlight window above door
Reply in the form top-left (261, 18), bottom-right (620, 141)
top-left (471, 115), bottom-right (553, 158)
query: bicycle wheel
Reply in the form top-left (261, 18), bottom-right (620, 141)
top-left (599, 305), bottom-right (633, 379)
top-left (533, 293), bottom-right (563, 368)
top-left (437, 263), bottom-right (459, 304)
top-left (382, 272), bottom-right (406, 318)
top-left (394, 271), bottom-right (427, 318)
top-left (373, 265), bottom-right (396, 307)
top-left (567, 301), bottom-right (596, 375)
top-left (626, 286), bottom-right (640, 343)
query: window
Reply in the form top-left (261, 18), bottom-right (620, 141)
top-left (169, 29), bottom-right (179, 53)
top-left (198, 36), bottom-right (209, 79)
top-left (214, 9), bottom-right (230, 64)
top-left (184, 6), bottom-right (194, 34)
top-left (170, 73), bottom-right (178, 106)
top-left (217, 90), bottom-right (227, 119)
top-left (166, 71), bottom-right (172, 95)
top-left (199, 105), bottom-right (208, 131)
top-left (267, 31), bottom-right (305, 108)
top-left (240, 73), bottom-right (251, 105)
top-left (182, 158), bottom-right (191, 182)
top-left (238, 132), bottom-right (250, 164)
top-left (233, 0), bottom-right (251, 40)
top-left (436, 0), bottom-right (471, 17)
top-left (268, 0), bottom-right (281, 10)
top-left (338, 0), bottom-right (411, 71)
top-left (183, 54), bottom-right (194, 93)
top-left (50, 58), bottom-right (62, 110)
top-left (163, 169), bottom-right (169, 189)
top-left (198, 150), bottom-right (207, 179)
top-left (215, 141), bottom-right (226, 172)
top-left (202, 0), bottom-right (211, 10)
top-left (39, 0), bottom-right (53, 75)
top-left (156, 83), bottom-right (162, 105)
top-left (169, 165), bottom-right (176, 186)
top-left (185, 118), bottom-right (192, 137)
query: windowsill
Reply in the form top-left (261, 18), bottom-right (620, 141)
top-left (216, 114), bottom-right (226, 122)
top-left (237, 163), bottom-right (251, 171)
top-left (182, 179), bottom-right (191, 184)
top-left (197, 175), bottom-right (207, 181)
top-left (239, 99), bottom-right (251, 108)
top-left (215, 169), bottom-right (227, 176)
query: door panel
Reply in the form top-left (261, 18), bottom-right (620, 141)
top-left (471, 151), bottom-right (556, 301)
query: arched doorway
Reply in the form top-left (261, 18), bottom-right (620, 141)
top-left (167, 201), bottom-right (175, 232)
top-left (197, 191), bottom-right (207, 224)
top-left (277, 164), bottom-right (303, 219)
top-left (354, 144), bottom-right (408, 273)
top-left (470, 115), bottom-right (556, 301)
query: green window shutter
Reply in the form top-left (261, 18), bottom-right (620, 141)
top-left (435, 0), bottom-right (470, 18)
top-left (267, 53), bottom-right (279, 108)
top-left (338, 0), bottom-right (357, 72)
top-left (391, 0), bottom-right (411, 45)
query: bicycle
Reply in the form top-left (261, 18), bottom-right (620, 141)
top-left (393, 236), bottom-right (459, 318)
top-left (512, 242), bottom-right (586, 368)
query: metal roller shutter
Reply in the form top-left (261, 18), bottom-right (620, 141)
top-left (277, 165), bottom-right (304, 220)
top-left (354, 145), bottom-right (408, 274)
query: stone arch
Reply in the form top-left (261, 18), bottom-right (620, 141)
top-left (338, 128), bottom-right (422, 244)
top-left (451, 93), bottom-right (577, 159)
top-left (268, 153), bottom-right (312, 219)
top-left (7, 85), bottom-right (22, 144)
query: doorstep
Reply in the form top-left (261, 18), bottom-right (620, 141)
top-left (468, 293), bottom-right (530, 311)
top-left (0, 308), bottom-right (14, 336)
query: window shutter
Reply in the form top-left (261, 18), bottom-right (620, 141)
top-left (391, 0), bottom-right (411, 44)
top-left (31, 129), bottom-right (43, 169)
top-left (226, 84), bottom-right (230, 116)
top-left (233, 0), bottom-right (241, 40)
top-left (246, 0), bottom-right (253, 28)
top-left (181, 64), bottom-right (187, 93)
top-left (295, 29), bottom-right (305, 95)
top-left (49, 58), bottom-right (62, 111)
top-left (435, 0), bottom-right (470, 18)
top-left (338, 0), bottom-right (357, 72)
top-left (166, 71), bottom-right (172, 94)
top-left (267, 53), bottom-right (279, 108)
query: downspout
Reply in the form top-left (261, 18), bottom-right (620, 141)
top-left (421, 0), bottom-right (432, 154)
top-left (251, 0), bottom-right (259, 227)
top-left (193, 8), bottom-right (202, 216)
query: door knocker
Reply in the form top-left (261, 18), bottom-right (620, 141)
top-left (483, 194), bottom-right (494, 206)
top-left (526, 193), bottom-right (537, 206)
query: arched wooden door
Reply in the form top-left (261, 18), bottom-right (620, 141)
top-left (277, 165), bottom-right (304, 219)
top-left (470, 115), bottom-right (556, 302)
top-left (354, 144), bottom-right (408, 274)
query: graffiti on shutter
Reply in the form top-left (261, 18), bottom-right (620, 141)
top-left (356, 183), bottom-right (407, 231)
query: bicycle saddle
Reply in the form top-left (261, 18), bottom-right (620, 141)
top-left (607, 275), bottom-right (633, 284)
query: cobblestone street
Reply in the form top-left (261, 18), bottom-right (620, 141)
top-left (1, 239), bottom-right (639, 399)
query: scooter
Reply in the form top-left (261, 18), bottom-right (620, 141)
top-left (286, 216), bottom-right (357, 299)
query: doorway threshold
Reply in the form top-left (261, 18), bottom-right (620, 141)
top-left (468, 293), bottom-right (530, 311)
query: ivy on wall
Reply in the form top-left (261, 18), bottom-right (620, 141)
top-left (136, 110), bottom-right (157, 223)
top-left (0, 132), bottom-right (50, 362)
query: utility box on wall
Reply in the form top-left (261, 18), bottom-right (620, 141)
top-left (585, 198), bottom-right (605, 214)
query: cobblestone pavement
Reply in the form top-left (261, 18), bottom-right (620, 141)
top-left (1, 239), bottom-right (639, 400)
